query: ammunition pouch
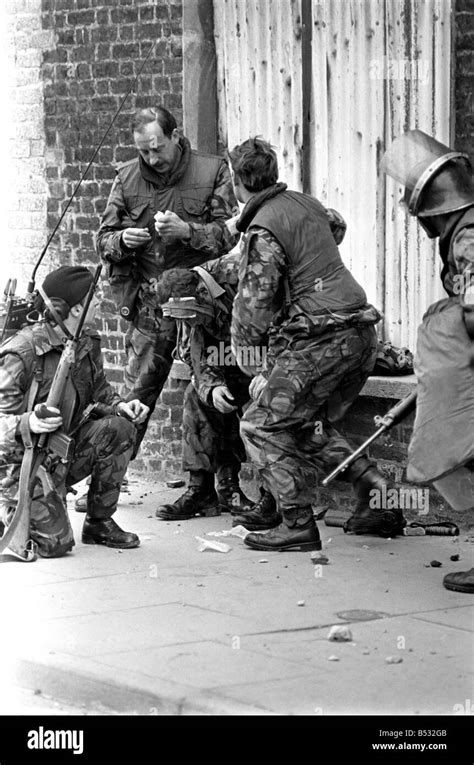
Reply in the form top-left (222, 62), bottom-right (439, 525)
top-left (108, 260), bottom-right (141, 322)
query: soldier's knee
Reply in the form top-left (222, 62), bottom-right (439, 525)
top-left (97, 416), bottom-right (137, 454)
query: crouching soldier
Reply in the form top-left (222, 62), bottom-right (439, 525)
top-left (0, 266), bottom-right (149, 558)
top-left (229, 138), bottom-right (406, 552)
top-left (154, 257), bottom-right (265, 521)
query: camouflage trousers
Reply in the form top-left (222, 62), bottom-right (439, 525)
top-left (121, 292), bottom-right (177, 457)
top-left (28, 416), bottom-right (136, 558)
top-left (240, 325), bottom-right (378, 523)
top-left (182, 377), bottom-right (250, 484)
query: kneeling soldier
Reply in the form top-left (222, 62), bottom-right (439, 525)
top-left (0, 266), bottom-right (149, 558)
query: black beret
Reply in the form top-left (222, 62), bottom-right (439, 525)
top-left (41, 266), bottom-right (94, 308)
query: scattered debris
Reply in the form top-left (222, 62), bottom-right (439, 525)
top-left (195, 536), bottom-right (231, 553)
top-left (430, 560), bottom-right (442, 567)
top-left (362, 650), bottom-right (370, 655)
top-left (450, 554), bottom-right (460, 562)
top-left (33, 689), bottom-right (42, 696)
top-left (328, 625), bottom-right (353, 642)
top-left (404, 526), bottom-right (426, 536)
top-left (167, 479), bottom-right (186, 488)
top-left (362, 545), bottom-right (370, 549)
top-left (385, 656), bottom-right (403, 664)
top-left (258, 558), bottom-right (269, 564)
top-left (328, 655), bottom-right (339, 661)
top-left (206, 525), bottom-right (249, 540)
top-left (196, 583), bottom-right (205, 587)
top-left (297, 600), bottom-right (305, 607)
top-left (310, 552), bottom-right (329, 565)
top-left (117, 550), bottom-right (123, 554)
top-left (229, 525), bottom-right (251, 539)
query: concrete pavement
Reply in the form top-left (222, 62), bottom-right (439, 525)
top-left (1, 474), bottom-right (473, 716)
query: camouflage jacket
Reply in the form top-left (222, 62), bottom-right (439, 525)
top-left (179, 250), bottom-right (250, 403)
top-left (96, 136), bottom-right (239, 314)
top-left (0, 322), bottom-right (121, 477)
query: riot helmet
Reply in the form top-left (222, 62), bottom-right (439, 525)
top-left (381, 129), bottom-right (473, 217)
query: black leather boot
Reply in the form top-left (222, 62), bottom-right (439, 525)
top-left (155, 470), bottom-right (220, 520)
top-left (215, 463), bottom-right (253, 513)
top-left (82, 516), bottom-right (140, 548)
top-left (244, 511), bottom-right (322, 552)
top-left (345, 466), bottom-right (406, 537)
top-left (232, 490), bottom-right (281, 530)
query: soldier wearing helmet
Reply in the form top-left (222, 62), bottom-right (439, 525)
top-left (382, 130), bottom-right (474, 594)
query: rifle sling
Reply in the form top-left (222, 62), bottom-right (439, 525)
top-left (0, 423), bottom-right (35, 557)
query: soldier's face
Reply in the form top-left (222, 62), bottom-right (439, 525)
top-left (134, 122), bottom-right (180, 173)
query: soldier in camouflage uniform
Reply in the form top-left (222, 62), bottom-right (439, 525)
top-left (153, 253), bottom-right (261, 520)
top-left (96, 106), bottom-right (239, 459)
top-left (228, 138), bottom-right (406, 552)
top-left (0, 266), bottom-right (149, 558)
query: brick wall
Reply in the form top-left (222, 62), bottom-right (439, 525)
top-left (4, 0), bottom-right (55, 289)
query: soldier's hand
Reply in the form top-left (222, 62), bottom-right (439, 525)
top-left (212, 385), bottom-right (238, 413)
top-left (121, 227), bottom-right (152, 249)
top-left (249, 373), bottom-right (267, 401)
top-left (154, 210), bottom-right (191, 241)
top-left (29, 405), bottom-right (62, 434)
top-left (117, 399), bottom-right (150, 425)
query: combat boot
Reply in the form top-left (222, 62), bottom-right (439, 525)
top-left (232, 490), bottom-right (281, 530)
top-left (244, 511), bottom-right (322, 552)
top-left (82, 516), bottom-right (140, 549)
top-left (216, 479), bottom-right (254, 514)
top-left (344, 466), bottom-right (406, 538)
top-left (155, 470), bottom-right (220, 521)
top-left (443, 568), bottom-right (474, 593)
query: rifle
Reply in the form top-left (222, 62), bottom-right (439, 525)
top-left (0, 279), bottom-right (31, 343)
top-left (321, 390), bottom-right (417, 487)
top-left (0, 265), bottom-right (102, 561)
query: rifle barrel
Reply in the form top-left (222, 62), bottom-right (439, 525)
top-left (321, 425), bottom-right (386, 487)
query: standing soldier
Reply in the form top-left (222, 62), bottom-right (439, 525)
top-left (228, 138), bottom-right (405, 552)
top-left (382, 129), bottom-right (474, 593)
top-left (96, 106), bottom-right (239, 457)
